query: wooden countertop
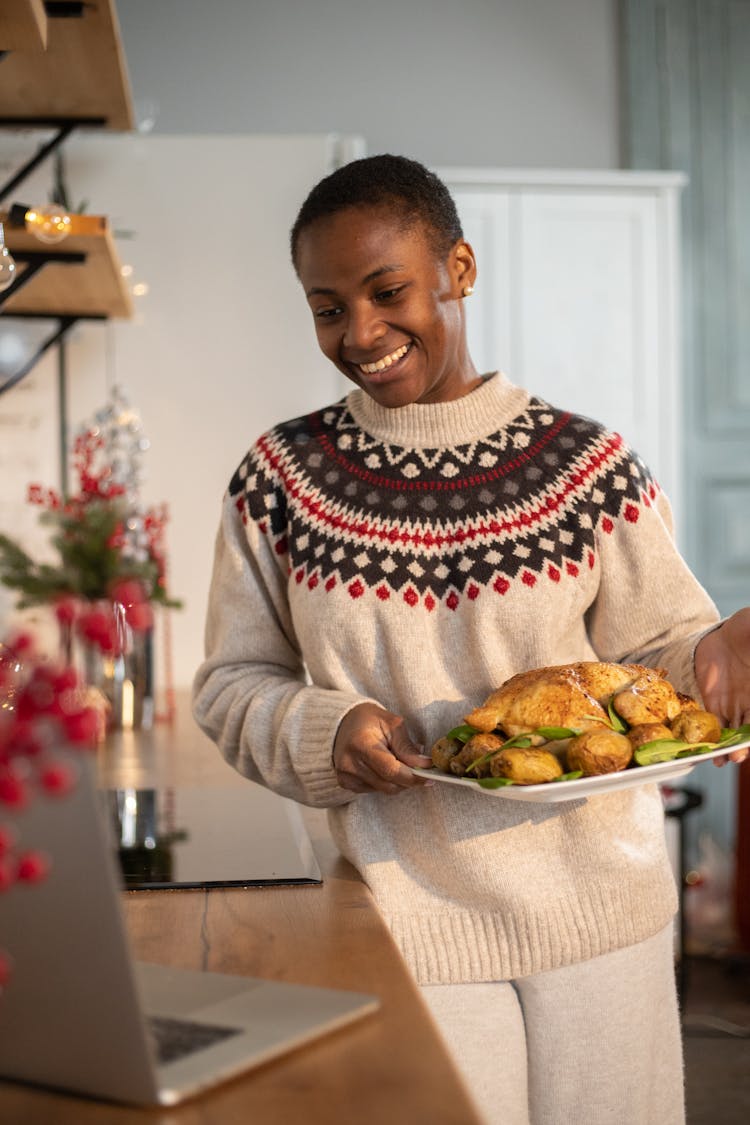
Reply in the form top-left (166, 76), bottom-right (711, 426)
top-left (0, 702), bottom-right (482, 1124)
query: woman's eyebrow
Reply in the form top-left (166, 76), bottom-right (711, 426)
top-left (305, 285), bottom-right (336, 297)
top-left (305, 264), bottom-right (405, 299)
top-left (362, 264), bottom-right (404, 284)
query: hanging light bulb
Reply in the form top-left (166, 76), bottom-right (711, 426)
top-left (24, 203), bottom-right (72, 244)
top-left (0, 223), bottom-right (17, 293)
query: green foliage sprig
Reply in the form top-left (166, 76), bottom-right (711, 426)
top-left (0, 430), bottom-right (181, 611)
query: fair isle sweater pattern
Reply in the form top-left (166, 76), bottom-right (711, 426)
top-left (228, 394), bottom-right (658, 608)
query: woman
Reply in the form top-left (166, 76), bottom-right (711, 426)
top-left (193, 154), bottom-right (750, 1125)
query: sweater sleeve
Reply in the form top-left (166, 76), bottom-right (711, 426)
top-left (191, 481), bottom-right (375, 808)
top-left (585, 463), bottom-right (720, 700)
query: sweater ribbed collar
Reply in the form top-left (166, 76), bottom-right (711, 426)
top-left (345, 372), bottom-right (531, 449)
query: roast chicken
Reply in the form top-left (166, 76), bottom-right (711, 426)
top-left (430, 661), bottom-right (727, 782)
top-left (464, 661), bottom-right (682, 735)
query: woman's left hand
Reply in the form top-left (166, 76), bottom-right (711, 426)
top-left (694, 607), bottom-right (750, 765)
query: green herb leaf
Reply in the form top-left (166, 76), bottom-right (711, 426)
top-left (634, 739), bottom-right (694, 766)
top-left (499, 734), bottom-right (533, 749)
top-left (580, 713), bottom-right (611, 727)
top-left (551, 770), bottom-right (584, 782)
top-left (476, 777), bottom-right (516, 788)
top-left (674, 743), bottom-right (716, 759)
top-left (719, 723), bottom-right (750, 745)
top-left (607, 699), bottom-right (628, 733)
top-left (534, 726), bottom-right (580, 740)
top-left (445, 723), bottom-right (480, 744)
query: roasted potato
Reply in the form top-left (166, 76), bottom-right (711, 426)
top-left (626, 723), bottom-right (674, 752)
top-left (489, 747), bottom-right (563, 785)
top-left (448, 733), bottom-right (504, 777)
top-left (566, 730), bottom-right (633, 776)
top-left (430, 736), bottom-right (463, 773)
top-left (670, 709), bottom-right (722, 744)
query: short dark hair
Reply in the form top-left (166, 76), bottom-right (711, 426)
top-left (290, 153), bottom-right (464, 268)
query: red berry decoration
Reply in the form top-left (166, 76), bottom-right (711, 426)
top-left (78, 608), bottom-right (111, 642)
top-left (6, 722), bottom-right (43, 759)
top-left (125, 600), bottom-right (153, 632)
top-left (111, 578), bottom-right (146, 607)
top-left (10, 633), bottom-right (33, 656)
top-left (0, 771), bottom-right (28, 809)
top-left (51, 666), bottom-right (78, 693)
top-left (61, 707), bottom-right (99, 746)
top-left (16, 850), bottom-right (49, 884)
top-left (54, 597), bottom-right (77, 626)
top-left (39, 760), bottom-right (76, 796)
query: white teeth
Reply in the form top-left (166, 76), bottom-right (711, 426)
top-left (359, 343), bottom-right (409, 374)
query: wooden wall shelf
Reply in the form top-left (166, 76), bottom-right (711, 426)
top-left (0, 0), bottom-right (134, 130)
top-left (1, 214), bottom-right (134, 318)
top-left (0, 1), bottom-right (47, 53)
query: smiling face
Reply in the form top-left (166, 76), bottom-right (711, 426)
top-left (295, 204), bottom-right (479, 408)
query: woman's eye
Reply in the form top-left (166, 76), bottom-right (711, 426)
top-left (314, 305), bottom-right (343, 319)
top-left (375, 287), bottom-right (402, 302)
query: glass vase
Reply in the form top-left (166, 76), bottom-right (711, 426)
top-left (69, 616), bottom-right (154, 733)
top-left (83, 628), bottom-right (154, 732)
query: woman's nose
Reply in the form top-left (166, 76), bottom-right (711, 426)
top-left (343, 305), bottom-right (385, 352)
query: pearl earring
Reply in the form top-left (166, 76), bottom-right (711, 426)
top-left (462, 285), bottom-right (474, 297)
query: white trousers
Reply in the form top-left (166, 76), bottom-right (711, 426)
top-left (421, 924), bottom-right (684, 1125)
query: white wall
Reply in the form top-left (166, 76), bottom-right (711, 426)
top-left (116, 0), bottom-right (621, 169)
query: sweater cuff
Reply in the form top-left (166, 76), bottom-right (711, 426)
top-left (291, 692), bottom-right (381, 806)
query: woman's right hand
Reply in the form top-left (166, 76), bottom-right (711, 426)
top-left (333, 702), bottom-right (434, 795)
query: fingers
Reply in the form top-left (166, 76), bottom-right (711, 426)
top-left (697, 680), bottom-right (750, 742)
top-left (694, 613), bottom-right (750, 730)
top-left (698, 686), bottom-right (739, 729)
top-left (712, 746), bottom-right (749, 767)
top-left (336, 744), bottom-right (432, 794)
top-left (333, 703), bottom-right (433, 795)
top-left (389, 718), bottom-right (433, 769)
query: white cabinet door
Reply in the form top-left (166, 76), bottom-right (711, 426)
top-left (442, 171), bottom-right (685, 540)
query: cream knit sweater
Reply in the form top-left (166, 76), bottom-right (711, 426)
top-left (193, 373), bottom-right (719, 984)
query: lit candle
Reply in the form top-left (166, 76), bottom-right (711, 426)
top-left (121, 679), bottom-right (135, 731)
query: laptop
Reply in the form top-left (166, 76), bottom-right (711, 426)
top-left (0, 752), bottom-right (378, 1107)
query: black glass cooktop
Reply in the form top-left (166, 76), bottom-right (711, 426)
top-left (102, 785), bottom-right (322, 891)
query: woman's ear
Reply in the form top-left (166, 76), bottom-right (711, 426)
top-left (450, 239), bottom-right (477, 297)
